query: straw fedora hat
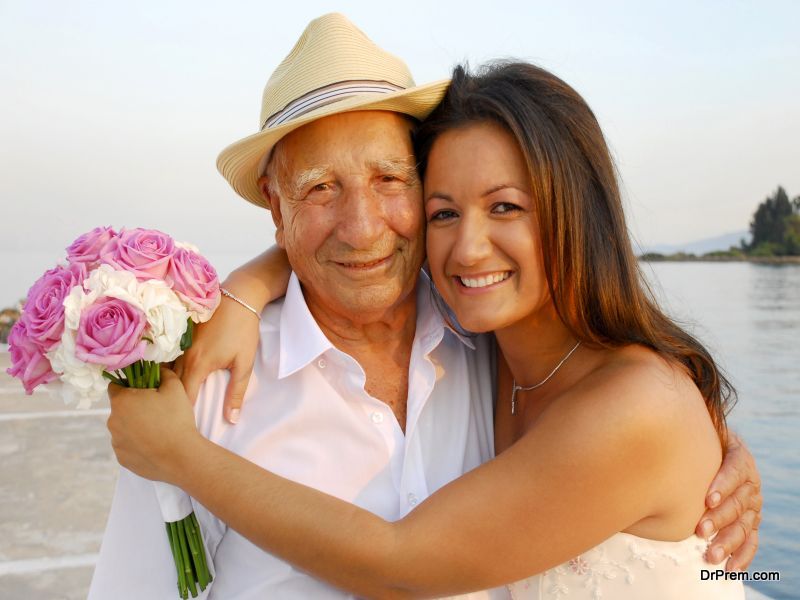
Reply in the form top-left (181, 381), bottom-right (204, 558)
top-left (216, 13), bottom-right (450, 209)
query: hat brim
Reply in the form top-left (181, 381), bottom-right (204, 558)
top-left (216, 78), bottom-right (450, 209)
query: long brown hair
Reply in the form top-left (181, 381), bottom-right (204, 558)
top-left (415, 62), bottom-right (734, 441)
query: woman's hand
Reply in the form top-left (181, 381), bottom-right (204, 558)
top-left (696, 432), bottom-right (762, 570)
top-left (174, 290), bottom-right (261, 423)
top-left (174, 246), bottom-right (291, 424)
top-left (107, 368), bottom-right (202, 483)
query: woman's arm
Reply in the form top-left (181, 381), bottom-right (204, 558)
top-left (492, 349), bottom-right (763, 571)
top-left (109, 362), bottom-right (701, 598)
top-left (176, 246), bottom-right (291, 422)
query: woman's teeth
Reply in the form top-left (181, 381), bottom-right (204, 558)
top-left (458, 272), bottom-right (511, 288)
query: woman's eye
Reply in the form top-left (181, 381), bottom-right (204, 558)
top-left (429, 209), bottom-right (458, 222)
top-left (492, 202), bottom-right (522, 214)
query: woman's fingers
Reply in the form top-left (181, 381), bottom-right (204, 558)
top-left (222, 357), bottom-right (254, 424)
top-left (703, 491), bottom-right (761, 567)
top-left (180, 356), bottom-right (208, 406)
top-left (173, 356), bottom-right (185, 379)
top-left (158, 366), bottom-right (183, 392)
top-left (727, 528), bottom-right (759, 572)
top-left (696, 432), bottom-right (762, 570)
top-left (704, 433), bottom-right (756, 509)
top-left (698, 478), bottom-right (763, 538)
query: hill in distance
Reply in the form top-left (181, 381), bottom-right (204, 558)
top-left (638, 230), bottom-right (752, 256)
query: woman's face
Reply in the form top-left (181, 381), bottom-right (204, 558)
top-left (424, 121), bottom-right (551, 334)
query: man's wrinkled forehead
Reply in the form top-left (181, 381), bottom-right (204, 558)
top-left (263, 111), bottom-right (418, 175)
top-left (281, 156), bottom-right (419, 202)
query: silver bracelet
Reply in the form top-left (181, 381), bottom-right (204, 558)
top-left (220, 287), bottom-right (262, 320)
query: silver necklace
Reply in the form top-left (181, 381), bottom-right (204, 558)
top-left (511, 340), bottom-right (581, 415)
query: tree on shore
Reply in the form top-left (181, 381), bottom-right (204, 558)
top-left (747, 186), bottom-right (800, 256)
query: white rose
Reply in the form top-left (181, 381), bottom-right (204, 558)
top-left (83, 264), bottom-right (144, 310)
top-left (47, 330), bottom-right (108, 408)
top-left (62, 284), bottom-right (98, 331)
top-left (137, 280), bottom-right (189, 363)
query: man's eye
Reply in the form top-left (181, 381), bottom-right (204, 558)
top-left (379, 174), bottom-right (403, 184)
top-left (312, 183), bottom-right (330, 192)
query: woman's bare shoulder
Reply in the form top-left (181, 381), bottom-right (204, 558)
top-left (541, 344), bottom-right (717, 460)
top-left (527, 345), bottom-right (722, 534)
top-left (576, 344), bottom-right (704, 414)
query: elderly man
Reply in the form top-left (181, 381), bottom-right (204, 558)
top-left (90, 13), bottom-right (760, 600)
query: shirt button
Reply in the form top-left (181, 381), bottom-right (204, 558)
top-left (370, 412), bottom-right (384, 424)
top-left (317, 358), bottom-right (327, 369)
top-left (408, 493), bottom-right (418, 506)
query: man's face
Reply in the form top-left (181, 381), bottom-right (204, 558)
top-left (263, 111), bottom-right (425, 323)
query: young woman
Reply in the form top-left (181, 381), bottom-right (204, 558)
top-left (108, 62), bottom-right (750, 598)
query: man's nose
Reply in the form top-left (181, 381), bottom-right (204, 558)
top-left (451, 213), bottom-right (492, 267)
top-left (335, 187), bottom-right (386, 250)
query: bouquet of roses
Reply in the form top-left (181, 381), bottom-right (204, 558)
top-left (6, 226), bottom-right (219, 599)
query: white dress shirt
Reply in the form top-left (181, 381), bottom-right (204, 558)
top-left (89, 273), bottom-right (508, 599)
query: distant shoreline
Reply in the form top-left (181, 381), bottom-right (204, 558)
top-left (639, 255), bottom-right (800, 264)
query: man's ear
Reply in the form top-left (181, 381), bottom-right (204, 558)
top-left (258, 176), bottom-right (285, 248)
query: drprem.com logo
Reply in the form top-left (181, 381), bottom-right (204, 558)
top-left (701, 569), bottom-right (781, 582)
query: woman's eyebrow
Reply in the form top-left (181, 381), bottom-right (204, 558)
top-left (482, 183), bottom-right (517, 196)
top-left (424, 191), bottom-right (454, 203)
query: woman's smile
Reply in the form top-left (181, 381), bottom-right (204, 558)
top-left (453, 270), bottom-right (514, 292)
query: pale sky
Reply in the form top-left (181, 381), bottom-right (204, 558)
top-left (1, 0), bottom-right (798, 301)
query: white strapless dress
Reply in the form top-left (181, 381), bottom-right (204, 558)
top-left (506, 532), bottom-right (744, 599)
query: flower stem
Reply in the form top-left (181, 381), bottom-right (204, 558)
top-left (123, 366), bottom-right (135, 387)
top-left (177, 519), bottom-right (197, 598)
top-left (191, 512), bottom-right (212, 585)
top-left (184, 515), bottom-right (206, 589)
top-left (168, 521), bottom-right (188, 599)
top-left (121, 359), bottom-right (207, 597)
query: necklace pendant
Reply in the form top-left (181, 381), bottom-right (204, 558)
top-left (511, 385), bottom-right (517, 416)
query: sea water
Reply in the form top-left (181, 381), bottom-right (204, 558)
top-left (644, 262), bottom-right (799, 600)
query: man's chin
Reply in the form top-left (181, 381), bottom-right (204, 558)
top-left (309, 281), bottom-right (414, 320)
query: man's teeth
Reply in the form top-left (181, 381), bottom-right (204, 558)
top-left (459, 272), bottom-right (511, 288)
top-left (341, 258), bottom-right (385, 268)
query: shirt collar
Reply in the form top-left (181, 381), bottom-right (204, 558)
top-left (277, 273), bottom-right (335, 379)
top-left (416, 270), bottom-right (476, 351)
top-left (276, 270), bottom-right (475, 379)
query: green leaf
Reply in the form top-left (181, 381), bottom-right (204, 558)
top-left (101, 371), bottom-right (123, 385)
top-left (180, 318), bottom-right (194, 352)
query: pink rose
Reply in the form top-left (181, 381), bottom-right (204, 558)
top-left (23, 263), bottom-right (86, 351)
top-left (100, 228), bottom-right (175, 281)
top-left (167, 248), bottom-right (221, 321)
top-left (6, 320), bottom-right (59, 394)
top-left (66, 226), bottom-right (117, 268)
top-left (75, 296), bottom-right (148, 370)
